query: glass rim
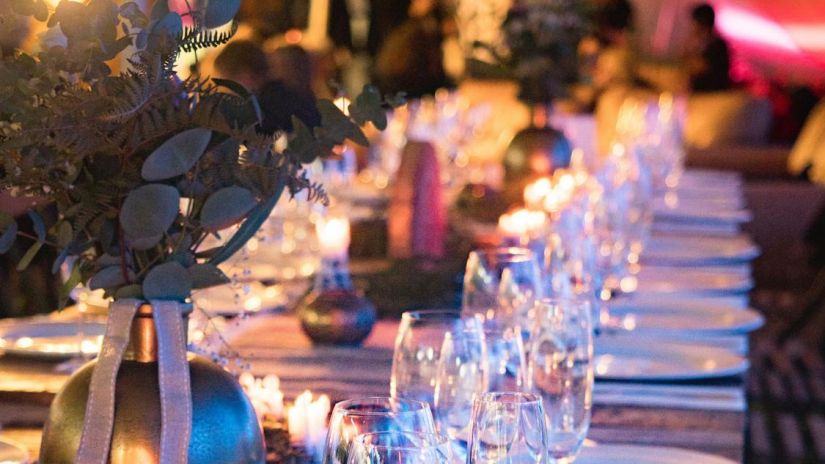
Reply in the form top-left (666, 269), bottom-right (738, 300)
top-left (534, 297), bottom-right (592, 308)
top-left (331, 397), bottom-right (432, 417)
top-left (476, 391), bottom-right (543, 405)
top-left (400, 309), bottom-right (462, 322)
top-left (469, 247), bottom-right (537, 263)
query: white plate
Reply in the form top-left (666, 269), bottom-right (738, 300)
top-left (192, 282), bottom-right (289, 316)
top-left (643, 235), bottom-right (760, 265)
top-left (605, 304), bottom-right (764, 335)
top-left (0, 438), bottom-right (29, 464)
top-left (631, 267), bottom-right (753, 295)
top-left (578, 443), bottom-right (735, 464)
top-left (653, 205), bottom-right (752, 224)
top-left (594, 338), bottom-right (749, 381)
top-left (652, 221), bottom-right (740, 237)
top-left (612, 293), bottom-right (750, 310)
top-left (0, 320), bottom-right (105, 359)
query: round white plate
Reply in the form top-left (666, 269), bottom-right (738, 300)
top-left (0, 438), bottom-right (29, 464)
top-left (0, 320), bottom-right (105, 359)
top-left (594, 339), bottom-right (749, 381)
top-left (578, 443), bottom-right (735, 464)
top-left (653, 205), bottom-right (752, 224)
top-left (631, 267), bottom-right (754, 294)
top-left (643, 235), bottom-right (760, 265)
top-left (192, 282), bottom-right (289, 316)
top-left (605, 304), bottom-right (764, 335)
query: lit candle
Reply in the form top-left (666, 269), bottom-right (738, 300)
top-left (287, 390), bottom-right (331, 454)
top-left (316, 215), bottom-right (350, 260)
top-left (239, 373), bottom-right (285, 421)
top-left (498, 208), bottom-right (546, 245)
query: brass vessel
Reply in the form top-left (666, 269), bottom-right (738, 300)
top-left (39, 303), bottom-right (265, 463)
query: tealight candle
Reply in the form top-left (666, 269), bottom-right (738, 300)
top-left (316, 215), bottom-right (351, 260)
top-left (287, 390), bottom-right (331, 455)
top-left (498, 208), bottom-right (547, 245)
top-left (239, 373), bottom-right (285, 421)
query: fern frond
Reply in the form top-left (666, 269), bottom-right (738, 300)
top-left (178, 21), bottom-right (238, 54)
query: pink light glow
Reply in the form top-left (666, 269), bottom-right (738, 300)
top-left (716, 6), bottom-right (800, 53)
top-left (785, 24), bottom-right (825, 51)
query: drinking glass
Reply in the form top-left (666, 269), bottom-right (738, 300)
top-left (391, 310), bottom-right (484, 409)
top-left (346, 431), bottom-right (454, 464)
top-left (433, 328), bottom-right (488, 439)
top-left (462, 248), bottom-right (543, 329)
top-left (485, 325), bottom-right (527, 393)
top-left (468, 392), bottom-right (549, 463)
top-left (527, 298), bottom-right (594, 463)
top-left (323, 397), bottom-right (436, 464)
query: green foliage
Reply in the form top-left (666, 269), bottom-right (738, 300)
top-left (499, 0), bottom-right (592, 103)
top-left (0, 1), bottom-right (404, 303)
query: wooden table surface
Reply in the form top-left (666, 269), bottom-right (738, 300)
top-left (0, 314), bottom-right (746, 463)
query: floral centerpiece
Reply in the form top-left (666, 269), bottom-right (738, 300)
top-left (0, 0), bottom-right (401, 462)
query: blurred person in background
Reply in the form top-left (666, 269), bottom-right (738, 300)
top-left (683, 3), bottom-right (732, 93)
top-left (573, 0), bottom-right (639, 112)
top-left (373, 0), bottom-right (451, 98)
top-left (214, 40), bottom-right (321, 134)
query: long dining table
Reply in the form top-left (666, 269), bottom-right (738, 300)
top-left (0, 169), bottom-right (755, 463)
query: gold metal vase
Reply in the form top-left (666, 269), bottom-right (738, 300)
top-left (39, 302), bottom-right (265, 463)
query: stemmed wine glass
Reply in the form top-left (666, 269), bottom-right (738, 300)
top-left (346, 431), bottom-right (454, 464)
top-left (467, 392), bottom-right (549, 463)
top-left (527, 298), bottom-right (594, 463)
top-left (390, 310), bottom-right (484, 409)
top-left (323, 397), bottom-right (436, 464)
top-left (433, 327), bottom-right (488, 440)
top-left (462, 248), bottom-right (543, 330)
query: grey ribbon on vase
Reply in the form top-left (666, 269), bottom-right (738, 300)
top-left (75, 299), bottom-right (192, 464)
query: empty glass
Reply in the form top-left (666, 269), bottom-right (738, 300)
top-left (323, 397), bottom-right (437, 464)
top-left (433, 328), bottom-right (488, 439)
top-left (468, 392), bottom-right (549, 463)
top-left (346, 431), bottom-right (454, 464)
top-left (527, 299), bottom-right (594, 463)
top-left (485, 325), bottom-right (528, 393)
top-left (391, 310), bottom-right (484, 410)
top-left (462, 248), bottom-right (544, 329)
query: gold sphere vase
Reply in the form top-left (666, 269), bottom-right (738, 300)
top-left (39, 303), bottom-right (265, 463)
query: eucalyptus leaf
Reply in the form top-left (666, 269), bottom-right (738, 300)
top-left (89, 266), bottom-right (135, 290)
top-left (115, 284), bottom-right (143, 299)
top-left (195, 0), bottom-right (241, 28)
top-left (143, 261), bottom-right (192, 300)
top-left (316, 99), bottom-right (369, 146)
top-left (16, 241), bottom-right (43, 271)
top-left (28, 210), bottom-right (46, 242)
top-left (188, 263), bottom-right (230, 289)
top-left (288, 117), bottom-right (323, 164)
top-left (142, 128), bottom-right (212, 181)
top-left (56, 221), bottom-right (73, 247)
top-left (120, 183), bottom-right (180, 244)
top-left (58, 262), bottom-right (82, 310)
top-left (51, 246), bottom-right (69, 274)
top-left (0, 213), bottom-right (17, 254)
top-left (209, 179), bottom-right (285, 265)
top-left (150, 0), bottom-right (169, 20)
top-left (348, 85), bottom-right (387, 130)
top-left (120, 1), bottom-right (149, 28)
top-left (200, 186), bottom-right (256, 232)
